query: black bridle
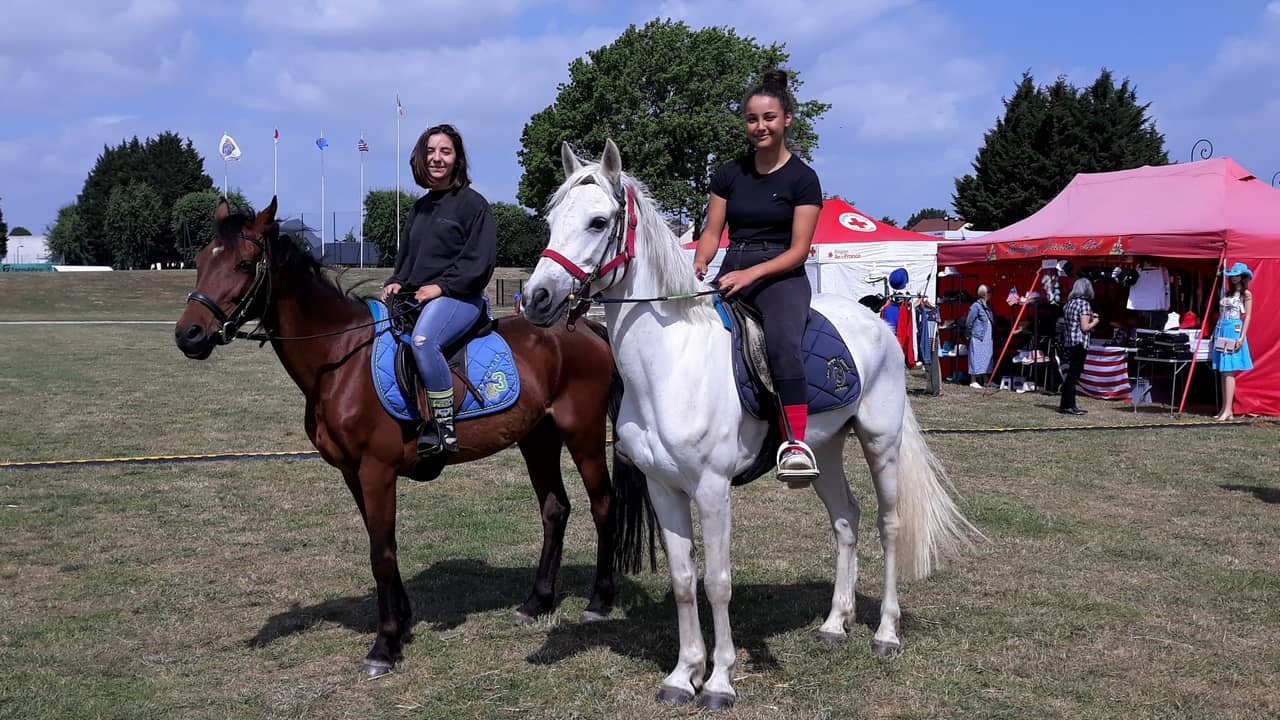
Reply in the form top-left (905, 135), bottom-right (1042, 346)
top-left (186, 231), bottom-right (273, 345)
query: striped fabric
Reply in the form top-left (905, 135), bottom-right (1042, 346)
top-left (1078, 343), bottom-right (1131, 400)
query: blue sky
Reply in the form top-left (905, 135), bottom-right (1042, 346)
top-left (3, 0), bottom-right (1279, 237)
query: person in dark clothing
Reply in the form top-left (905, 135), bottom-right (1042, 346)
top-left (1058, 278), bottom-right (1099, 415)
top-left (382, 124), bottom-right (497, 456)
top-left (691, 68), bottom-right (823, 484)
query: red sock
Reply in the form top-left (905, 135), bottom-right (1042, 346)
top-left (782, 404), bottom-right (808, 443)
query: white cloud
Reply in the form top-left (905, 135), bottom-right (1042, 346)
top-left (241, 0), bottom-right (537, 42)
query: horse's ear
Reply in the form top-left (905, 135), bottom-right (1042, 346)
top-left (560, 141), bottom-right (582, 178)
top-left (255, 196), bottom-right (278, 227)
top-left (601, 139), bottom-right (622, 186)
top-left (214, 198), bottom-right (230, 223)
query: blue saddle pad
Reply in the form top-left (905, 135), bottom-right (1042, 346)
top-left (367, 299), bottom-right (521, 422)
top-left (713, 296), bottom-right (861, 421)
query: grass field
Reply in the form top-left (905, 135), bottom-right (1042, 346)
top-left (2, 271), bottom-right (1279, 719)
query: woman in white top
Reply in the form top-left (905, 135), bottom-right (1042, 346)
top-left (1212, 263), bottom-right (1254, 421)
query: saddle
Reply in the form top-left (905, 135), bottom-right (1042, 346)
top-left (386, 294), bottom-right (496, 409)
top-left (712, 295), bottom-right (862, 486)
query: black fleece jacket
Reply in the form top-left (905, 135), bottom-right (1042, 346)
top-left (386, 187), bottom-right (497, 298)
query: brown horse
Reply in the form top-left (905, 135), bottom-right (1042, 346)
top-left (174, 197), bottom-right (636, 676)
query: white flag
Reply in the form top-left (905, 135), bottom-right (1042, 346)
top-left (219, 133), bottom-right (242, 161)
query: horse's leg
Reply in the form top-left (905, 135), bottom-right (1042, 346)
top-left (648, 479), bottom-right (705, 705)
top-left (559, 416), bottom-right (615, 621)
top-left (810, 440), bottom-right (862, 644)
top-left (854, 414), bottom-right (904, 656)
top-left (347, 459), bottom-right (412, 675)
top-left (513, 416), bottom-right (571, 623)
top-left (693, 479), bottom-right (737, 710)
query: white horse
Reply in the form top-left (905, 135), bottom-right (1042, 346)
top-left (522, 140), bottom-right (978, 710)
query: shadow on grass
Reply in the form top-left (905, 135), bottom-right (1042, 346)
top-left (527, 581), bottom-right (906, 672)
top-left (1220, 484), bottom-right (1280, 504)
top-left (246, 558), bottom-right (916, 670)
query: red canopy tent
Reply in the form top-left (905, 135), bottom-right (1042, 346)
top-left (938, 158), bottom-right (1280, 416)
top-left (683, 197), bottom-right (938, 251)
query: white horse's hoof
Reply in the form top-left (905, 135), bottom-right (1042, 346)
top-left (871, 639), bottom-right (902, 656)
top-left (580, 609), bottom-right (610, 623)
top-left (512, 610), bottom-right (538, 626)
top-left (697, 691), bottom-right (736, 711)
top-left (818, 630), bottom-right (848, 645)
top-left (361, 658), bottom-right (395, 677)
top-left (656, 685), bottom-right (694, 705)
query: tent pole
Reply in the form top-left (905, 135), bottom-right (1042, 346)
top-left (1177, 249), bottom-right (1227, 417)
top-left (984, 267), bottom-right (1045, 391)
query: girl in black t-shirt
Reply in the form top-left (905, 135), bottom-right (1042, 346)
top-left (692, 69), bottom-right (824, 483)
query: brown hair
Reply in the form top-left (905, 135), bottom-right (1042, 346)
top-left (410, 124), bottom-right (471, 190)
top-left (1227, 274), bottom-right (1251, 295)
top-left (742, 68), bottom-right (795, 117)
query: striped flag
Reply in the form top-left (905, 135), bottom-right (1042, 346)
top-left (396, 93), bottom-right (404, 117)
top-left (357, 136), bottom-right (369, 153)
top-left (273, 128), bottom-right (279, 143)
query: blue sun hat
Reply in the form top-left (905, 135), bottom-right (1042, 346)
top-left (1224, 262), bottom-right (1254, 279)
top-left (889, 267), bottom-right (909, 290)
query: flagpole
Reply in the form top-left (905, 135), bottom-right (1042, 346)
top-left (273, 130), bottom-right (279, 197)
top-left (359, 129), bottom-right (366, 269)
top-left (396, 92), bottom-right (402, 254)
top-left (320, 130), bottom-right (326, 262)
top-left (222, 130), bottom-right (228, 197)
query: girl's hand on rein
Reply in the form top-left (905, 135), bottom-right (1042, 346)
top-left (717, 270), bottom-right (753, 297)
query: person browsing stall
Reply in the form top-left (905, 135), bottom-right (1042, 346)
top-left (1058, 278), bottom-right (1099, 416)
top-left (966, 285), bottom-right (995, 389)
top-left (381, 124), bottom-right (497, 457)
top-left (692, 69), bottom-right (823, 483)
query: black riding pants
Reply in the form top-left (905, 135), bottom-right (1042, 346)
top-left (1059, 343), bottom-right (1087, 411)
top-left (717, 245), bottom-right (810, 406)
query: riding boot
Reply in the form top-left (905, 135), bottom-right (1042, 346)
top-left (417, 388), bottom-right (458, 457)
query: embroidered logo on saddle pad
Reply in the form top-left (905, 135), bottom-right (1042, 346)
top-left (713, 295), bottom-right (862, 421)
top-left (367, 300), bottom-right (521, 422)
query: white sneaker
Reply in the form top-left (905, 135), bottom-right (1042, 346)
top-left (776, 441), bottom-right (819, 486)
top-left (969, 381), bottom-right (983, 389)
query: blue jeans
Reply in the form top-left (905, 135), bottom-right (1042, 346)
top-left (410, 295), bottom-right (485, 393)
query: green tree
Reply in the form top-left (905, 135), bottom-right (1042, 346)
top-left (517, 19), bottom-right (829, 222)
top-left (491, 202), bottom-right (548, 267)
top-left (76, 132), bottom-right (214, 264)
top-left (11, 226), bottom-right (31, 235)
top-left (954, 70), bottom-right (1167, 230)
top-left (171, 189), bottom-right (254, 264)
top-left (906, 207), bottom-right (948, 229)
top-left (879, 215), bottom-right (898, 227)
top-left (0, 197), bottom-right (7, 260)
top-left (362, 189), bottom-right (419, 266)
top-left (47, 203), bottom-right (91, 264)
top-left (104, 182), bottom-right (165, 269)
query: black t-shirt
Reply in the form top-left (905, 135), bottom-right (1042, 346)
top-left (709, 154), bottom-right (822, 245)
top-left (387, 187), bottom-right (497, 298)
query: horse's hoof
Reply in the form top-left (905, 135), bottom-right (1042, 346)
top-left (871, 639), bottom-right (902, 657)
top-left (697, 691), bottom-right (737, 711)
top-left (581, 609), bottom-right (611, 623)
top-left (818, 630), bottom-right (848, 645)
top-left (361, 658), bottom-right (395, 678)
top-left (656, 685), bottom-right (694, 705)
top-left (513, 610), bottom-right (539, 626)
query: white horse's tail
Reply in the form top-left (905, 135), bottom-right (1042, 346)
top-left (893, 402), bottom-right (982, 580)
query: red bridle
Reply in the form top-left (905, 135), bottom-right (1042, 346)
top-left (539, 183), bottom-right (639, 327)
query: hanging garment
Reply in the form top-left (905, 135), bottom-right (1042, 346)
top-left (1126, 266), bottom-right (1171, 311)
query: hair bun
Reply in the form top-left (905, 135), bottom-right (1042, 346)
top-left (761, 69), bottom-right (789, 90)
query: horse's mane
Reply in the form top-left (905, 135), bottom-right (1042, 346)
top-left (216, 213), bottom-right (367, 303)
top-left (549, 164), bottom-right (718, 323)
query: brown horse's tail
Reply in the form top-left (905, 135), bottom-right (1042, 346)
top-left (582, 319), bottom-right (657, 575)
